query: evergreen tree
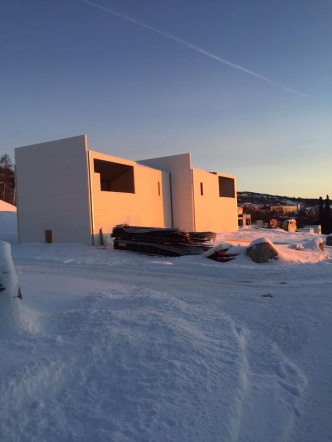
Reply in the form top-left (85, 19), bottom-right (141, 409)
top-left (318, 195), bottom-right (332, 234)
top-left (318, 197), bottom-right (324, 224)
top-left (324, 195), bottom-right (332, 234)
top-left (0, 154), bottom-right (15, 205)
top-left (324, 195), bottom-right (331, 219)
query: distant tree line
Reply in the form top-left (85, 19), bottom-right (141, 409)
top-left (0, 154), bottom-right (15, 205)
top-left (237, 191), bottom-right (319, 208)
top-left (318, 196), bottom-right (332, 234)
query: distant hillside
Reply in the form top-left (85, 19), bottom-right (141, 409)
top-left (237, 191), bottom-right (319, 208)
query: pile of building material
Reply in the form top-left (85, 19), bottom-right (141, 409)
top-left (112, 225), bottom-right (215, 257)
top-left (202, 243), bottom-right (240, 262)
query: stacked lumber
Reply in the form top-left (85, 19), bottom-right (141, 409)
top-left (111, 225), bottom-right (214, 256)
top-left (112, 225), bottom-right (191, 244)
top-left (189, 231), bottom-right (216, 243)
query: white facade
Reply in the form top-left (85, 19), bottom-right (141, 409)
top-left (15, 135), bottom-right (238, 245)
top-left (15, 135), bottom-right (92, 244)
top-left (139, 153), bottom-right (194, 230)
top-left (88, 150), bottom-right (172, 243)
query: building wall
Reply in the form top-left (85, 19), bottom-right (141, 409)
top-left (138, 153), bottom-right (195, 231)
top-left (15, 135), bottom-right (92, 244)
top-left (88, 151), bottom-right (172, 244)
top-left (192, 169), bottom-right (238, 232)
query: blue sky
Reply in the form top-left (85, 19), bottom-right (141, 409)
top-left (1, 0), bottom-right (331, 197)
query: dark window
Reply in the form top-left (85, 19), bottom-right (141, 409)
top-left (218, 177), bottom-right (235, 198)
top-left (158, 181), bottom-right (161, 196)
top-left (94, 159), bottom-right (135, 193)
top-left (200, 182), bottom-right (204, 196)
top-left (45, 230), bottom-right (52, 243)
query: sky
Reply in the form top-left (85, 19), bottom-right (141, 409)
top-left (1, 0), bottom-right (331, 198)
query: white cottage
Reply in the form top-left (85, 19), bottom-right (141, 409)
top-left (15, 135), bottom-right (238, 245)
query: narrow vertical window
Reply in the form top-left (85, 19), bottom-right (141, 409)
top-left (200, 182), bottom-right (204, 196)
top-left (158, 181), bottom-right (161, 196)
top-left (45, 230), bottom-right (53, 243)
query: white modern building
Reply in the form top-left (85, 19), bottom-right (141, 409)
top-left (15, 135), bottom-right (238, 245)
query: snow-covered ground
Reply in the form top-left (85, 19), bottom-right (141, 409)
top-left (1, 204), bottom-right (332, 441)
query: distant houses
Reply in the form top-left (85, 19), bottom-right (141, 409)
top-left (15, 135), bottom-right (238, 245)
top-left (269, 204), bottom-right (300, 215)
top-left (237, 207), bottom-right (251, 227)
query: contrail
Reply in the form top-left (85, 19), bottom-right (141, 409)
top-left (81, 0), bottom-right (306, 97)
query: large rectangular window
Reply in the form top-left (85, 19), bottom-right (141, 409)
top-left (219, 176), bottom-right (235, 198)
top-left (94, 159), bottom-right (135, 193)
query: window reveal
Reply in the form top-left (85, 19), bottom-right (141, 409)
top-left (94, 159), bottom-right (135, 193)
top-left (218, 177), bottom-right (235, 198)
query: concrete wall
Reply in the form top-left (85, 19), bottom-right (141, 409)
top-left (15, 135), bottom-right (92, 244)
top-left (88, 151), bottom-right (172, 244)
top-left (139, 153), bottom-right (195, 231)
top-left (192, 169), bottom-right (238, 232)
top-left (140, 154), bottom-right (238, 233)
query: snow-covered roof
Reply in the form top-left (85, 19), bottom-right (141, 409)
top-left (0, 200), bottom-right (16, 212)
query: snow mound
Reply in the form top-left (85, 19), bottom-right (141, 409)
top-left (302, 238), bottom-right (324, 251)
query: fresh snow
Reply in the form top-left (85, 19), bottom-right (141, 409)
top-left (0, 202), bottom-right (17, 245)
top-left (0, 211), bottom-right (332, 441)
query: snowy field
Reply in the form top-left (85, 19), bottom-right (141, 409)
top-left (1, 204), bottom-right (332, 442)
